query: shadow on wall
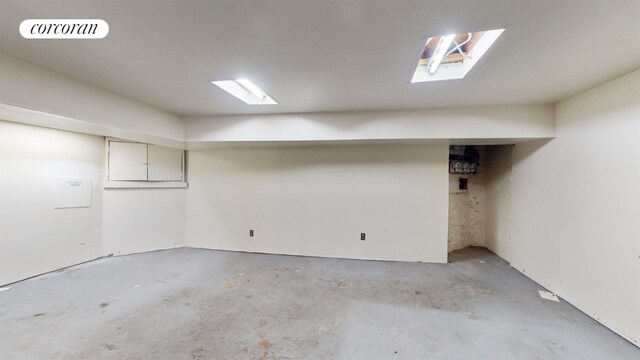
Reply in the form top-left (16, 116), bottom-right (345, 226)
top-left (482, 138), bottom-right (553, 262)
top-left (512, 139), bottom-right (553, 168)
top-left (483, 145), bottom-right (514, 257)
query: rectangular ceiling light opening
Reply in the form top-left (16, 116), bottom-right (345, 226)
top-left (211, 79), bottom-right (277, 105)
top-left (411, 28), bottom-right (504, 83)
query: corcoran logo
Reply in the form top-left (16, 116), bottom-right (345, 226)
top-left (19, 19), bottom-right (109, 39)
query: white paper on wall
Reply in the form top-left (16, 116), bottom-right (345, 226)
top-left (54, 177), bottom-right (92, 209)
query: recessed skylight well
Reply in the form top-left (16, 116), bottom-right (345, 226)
top-left (211, 79), bottom-right (277, 105)
top-left (411, 28), bottom-right (504, 83)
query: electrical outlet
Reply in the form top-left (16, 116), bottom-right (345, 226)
top-left (360, 233), bottom-right (366, 241)
top-left (249, 230), bottom-right (254, 237)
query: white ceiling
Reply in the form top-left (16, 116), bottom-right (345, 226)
top-left (1, 0), bottom-right (639, 116)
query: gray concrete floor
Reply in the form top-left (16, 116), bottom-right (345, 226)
top-left (0, 247), bottom-right (638, 359)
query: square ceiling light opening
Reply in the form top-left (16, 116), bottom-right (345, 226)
top-left (211, 79), bottom-right (277, 105)
top-left (411, 28), bottom-right (504, 83)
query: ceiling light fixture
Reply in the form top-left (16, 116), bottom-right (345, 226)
top-left (411, 28), bottom-right (505, 83)
top-left (236, 78), bottom-right (266, 100)
top-left (211, 79), bottom-right (277, 105)
top-left (428, 34), bottom-right (456, 74)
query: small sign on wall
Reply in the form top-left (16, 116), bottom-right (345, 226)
top-left (55, 177), bottom-right (92, 209)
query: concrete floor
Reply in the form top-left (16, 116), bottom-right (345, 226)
top-left (0, 247), bottom-right (637, 359)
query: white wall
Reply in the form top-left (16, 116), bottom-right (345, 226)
top-left (0, 121), bottom-right (104, 285)
top-left (0, 120), bottom-right (187, 284)
top-left (102, 189), bottom-right (186, 255)
top-left (0, 104), bottom-right (185, 150)
top-left (505, 70), bottom-right (640, 345)
top-left (484, 145), bottom-right (512, 256)
top-left (0, 54), bottom-right (184, 142)
top-left (185, 105), bottom-right (555, 144)
top-left (186, 143), bottom-right (449, 263)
